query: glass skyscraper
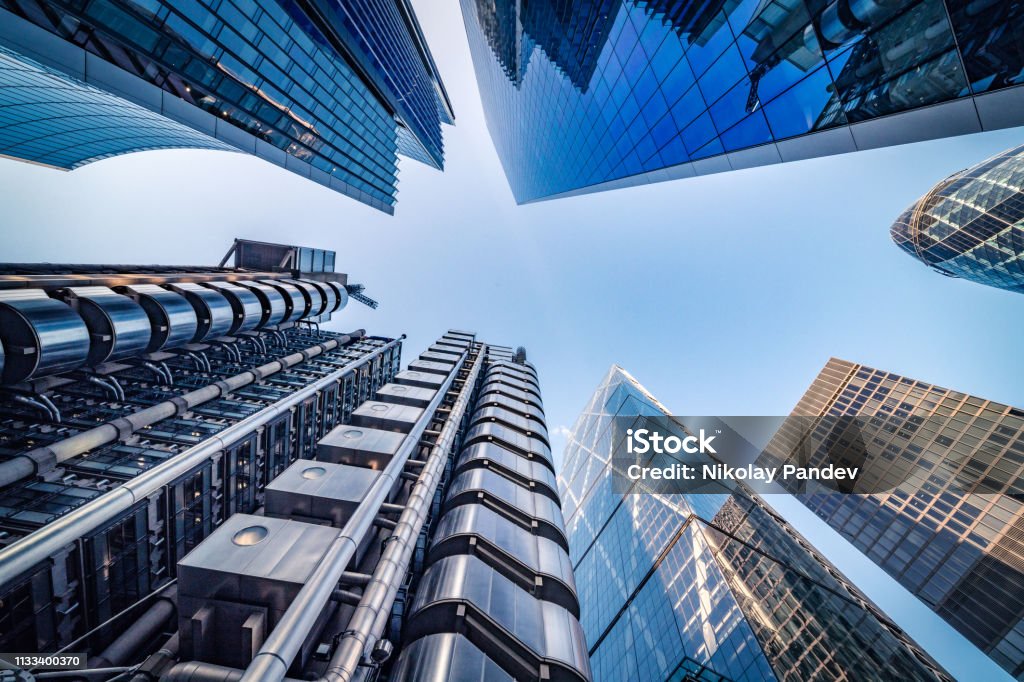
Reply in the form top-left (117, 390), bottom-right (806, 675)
top-left (558, 365), bottom-right (951, 681)
top-left (0, 0), bottom-right (453, 213)
top-left (764, 358), bottom-right (1024, 679)
top-left (891, 144), bottom-right (1024, 294)
top-left (461, 0), bottom-right (1024, 203)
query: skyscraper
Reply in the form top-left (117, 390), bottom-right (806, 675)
top-left (764, 358), bottom-right (1024, 680)
top-left (0, 0), bottom-right (454, 213)
top-left (891, 144), bottom-right (1024, 294)
top-left (461, 0), bottom-right (1024, 203)
top-left (0, 242), bottom-right (586, 682)
top-left (558, 365), bottom-right (952, 681)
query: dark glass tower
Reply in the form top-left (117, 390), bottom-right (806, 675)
top-left (558, 365), bottom-right (952, 681)
top-left (461, 0), bottom-right (1024, 203)
top-left (0, 0), bottom-right (454, 213)
top-left (891, 144), bottom-right (1024, 294)
top-left (0, 267), bottom-right (586, 682)
top-left (764, 358), bottom-right (1024, 680)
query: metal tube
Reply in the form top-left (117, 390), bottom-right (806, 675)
top-left (89, 588), bottom-right (176, 668)
top-left (34, 667), bottom-right (134, 680)
top-left (0, 333), bottom-right (397, 584)
top-left (320, 345), bottom-right (485, 682)
top-left (239, 347), bottom-right (468, 682)
top-left (0, 331), bottom-right (368, 486)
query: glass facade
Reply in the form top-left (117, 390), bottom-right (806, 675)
top-left (0, 45), bottom-right (234, 167)
top-left (765, 358), bottom-right (1024, 680)
top-left (0, 0), bottom-right (452, 213)
top-left (559, 365), bottom-right (952, 681)
top-left (891, 144), bottom-right (1024, 294)
top-left (461, 0), bottom-right (1024, 203)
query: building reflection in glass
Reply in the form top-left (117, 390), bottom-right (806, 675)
top-left (461, 0), bottom-right (1024, 202)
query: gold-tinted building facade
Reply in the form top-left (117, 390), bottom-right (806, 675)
top-left (768, 359), bottom-right (1024, 679)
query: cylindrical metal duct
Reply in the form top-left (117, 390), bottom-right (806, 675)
top-left (301, 279), bottom-right (336, 317)
top-left (89, 587), bottom-right (176, 669)
top-left (325, 281), bottom-right (349, 313)
top-left (58, 286), bottom-right (151, 364)
top-left (118, 284), bottom-right (198, 352)
top-left (166, 283), bottom-right (234, 342)
top-left (281, 279), bottom-right (324, 318)
top-left (0, 289), bottom-right (90, 384)
top-left (260, 280), bottom-right (306, 323)
top-left (234, 281), bottom-right (287, 329)
top-left (200, 282), bottom-right (262, 334)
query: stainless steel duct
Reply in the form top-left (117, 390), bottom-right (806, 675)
top-left (260, 280), bottom-right (306, 323)
top-left (0, 288), bottom-right (89, 383)
top-left (167, 283), bottom-right (235, 342)
top-left (119, 284), bottom-right (199, 353)
top-left (234, 281), bottom-right (287, 328)
top-left (200, 282), bottom-right (263, 334)
top-left (59, 286), bottom-right (151, 364)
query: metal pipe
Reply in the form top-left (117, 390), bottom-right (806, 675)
top-left (10, 393), bottom-right (59, 423)
top-left (239, 347), bottom-right (467, 682)
top-left (34, 667), bottom-right (134, 680)
top-left (0, 332), bottom-right (394, 583)
top-left (84, 374), bottom-right (120, 401)
top-left (89, 587), bottom-right (176, 669)
top-left (331, 589), bottom-right (363, 606)
top-left (162, 662), bottom-right (307, 682)
top-left (339, 572), bottom-right (371, 585)
top-left (320, 345), bottom-right (484, 682)
top-left (0, 331), bottom-right (369, 489)
top-left (130, 632), bottom-right (178, 682)
top-left (163, 661), bottom-right (243, 682)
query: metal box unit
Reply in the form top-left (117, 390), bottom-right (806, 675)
top-left (393, 370), bottom-right (446, 390)
top-left (317, 425), bottom-right (406, 470)
top-left (351, 401), bottom-right (423, 433)
top-left (407, 360), bottom-right (453, 376)
top-left (375, 383), bottom-right (437, 408)
top-left (417, 352), bottom-right (457, 365)
top-left (428, 344), bottom-right (462, 356)
top-left (265, 459), bottom-right (379, 527)
top-left (177, 514), bottom-right (338, 671)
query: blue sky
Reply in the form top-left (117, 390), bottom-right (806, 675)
top-left (2, 1), bottom-right (1023, 679)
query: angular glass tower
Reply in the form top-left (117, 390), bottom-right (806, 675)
top-left (559, 365), bottom-right (952, 681)
top-left (764, 358), bottom-right (1024, 680)
top-left (0, 0), bottom-right (454, 213)
top-left (461, 0), bottom-right (1024, 203)
top-left (891, 144), bottom-right (1024, 294)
